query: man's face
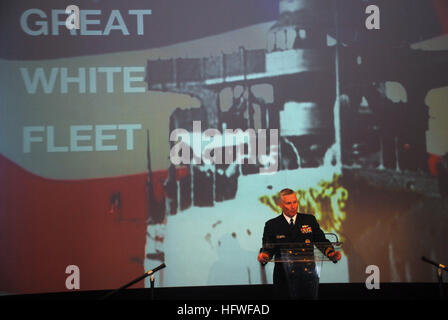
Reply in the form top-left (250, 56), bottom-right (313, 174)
top-left (279, 193), bottom-right (298, 217)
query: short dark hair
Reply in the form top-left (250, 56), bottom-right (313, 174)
top-left (279, 188), bottom-right (295, 198)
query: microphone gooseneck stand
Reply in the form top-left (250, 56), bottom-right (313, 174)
top-left (100, 263), bottom-right (166, 300)
top-left (150, 275), bottom-right (155, 301)
top-left (421, 256), bottom-right (447, 300)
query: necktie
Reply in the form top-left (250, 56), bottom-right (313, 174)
top-left (290, 218), bottom-right (294, 226)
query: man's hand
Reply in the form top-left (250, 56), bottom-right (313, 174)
top-left (327, 250), bottom-right (342, 263)
top-left (257, 252), bottom-right (270, 264)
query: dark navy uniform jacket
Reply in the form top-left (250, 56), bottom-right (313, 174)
top-left (260, 213), bottom-right (333, 297)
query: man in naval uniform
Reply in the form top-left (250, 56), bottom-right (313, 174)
top-left (257, 188), bottom-right (341, 299)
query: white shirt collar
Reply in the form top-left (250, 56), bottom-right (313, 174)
top-left (283, 213), bottom-right (297, 224)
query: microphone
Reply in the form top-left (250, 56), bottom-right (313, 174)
top-left (146, 263), bottom-right (166, 276)
top-left (421, 256), bottom-right (448, 271)
top-left (100, 263), bottom-right (166, 300)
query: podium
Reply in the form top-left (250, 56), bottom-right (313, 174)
top-left (263, 234), bottom-right (342, 299)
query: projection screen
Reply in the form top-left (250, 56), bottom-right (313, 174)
top-left (0, 0), bottom-right (447, 295)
